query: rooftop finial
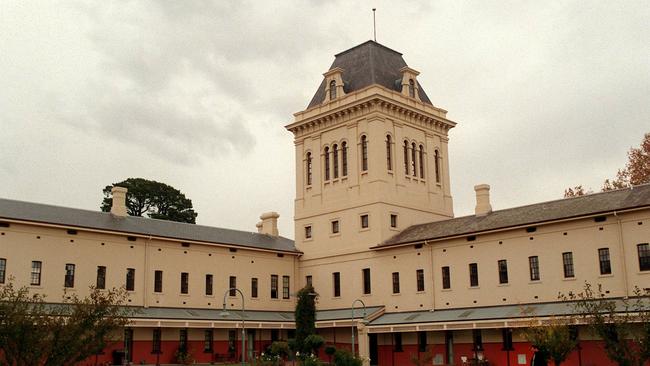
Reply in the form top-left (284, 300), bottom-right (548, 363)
top-left (372, 8), bottom-right (377, 42)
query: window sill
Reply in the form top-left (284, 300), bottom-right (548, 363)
top-left (329, 233), bottom-right (341, 238)
top-left (63, 288), bottom-right (77, 291)
top-left (389, 226), bottom-right (399, 231)
top-left (30, 285), bottom-right (44, 289)
top-left (598, 274), bottom-right (614, 278)
top-left (498, 283), bottom-right (510, 287)
top-left (179, 293), bottom-right (190, 297)
top-left (637, 270), bottom-right (650, 274)
top-left (416, 290), bottom-right (426, 294)
top-left (204, 294), bottom-right (215, 298)
top-left (441, 288), bottom-right (452, 292)
top-left (528, 280), bottom-right (542, 285)
top-left (391, 293), bottom-right (401, 296)
top-left (562, 277), bottom-right (576, 281)
top-left (303, 237), bottom-right (313, 242)
top-left (468, 286), bottom-right (480, 290)
top-left (250, 297), bottom-right (259, 301)
top-left (359, 228), bottom-right (370, 232)
top-left (153, 291), bottom-right (165, 295)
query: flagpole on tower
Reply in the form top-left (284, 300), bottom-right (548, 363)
top-left (372, 8), bottom-right (377, 42)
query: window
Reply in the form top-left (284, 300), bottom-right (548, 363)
top-left (251, 278), bottom-right (258, 298)
top-left (529, 256), bottom-right (540, 281)
top-left (306, 152), bottom-right (312, 186)
top-left (341, 142), bottom-right (348, 176)
top-left (204, 329), bottom-right (213, 352)
top-left (154, 270), bottom-right (163, 293)
top-left (411, 143), bottom-right (417, 177)
top-left (434, 150), bottom-right (441, 183)
top-left (441, 266), bottom-right (451, 289)
top-left (229, 276), bottom-right (236, 296)
top-left (329, 80), bottom-right (337, 100)
top-left (408, 79), bottom-right (415, 98)
top-left (228, 330), bottom-right (236, 355)
top-left (386, 135), bottom-right (392, 170)
top-left (271, 275), bottom-right (278, 299)
top-left (152, 328), bottom-right (161, 353)
top-left (282, 276), bottom-right (290, 299)
top-left (392, 272), bottom-right (400, 294)
top-left (64, 263), bottom-right (75, 288)
top-left (126, 268), bottom-right (135, 291)
top-left (416, 269), bottom-right (425, 292)
top-left (498, 260), bottom-right (508, 284)
top-left (179, 329), bottom-right (188, 352)
top-left (599, 248), bottom-right (612, 275)
top-left (361, 135), bottom-right (368, 171)
top-left (305, 225), bottom-right (312, 239)
top-left (271, 329), bottom-right (279, 342)
top-left (306, 275), bottom-right (312, 287)
top-left (403, 140), bottom-right (409, 174)
top-left (0, 258), bottom-right (5, 284)
top-left (205, 274), bottom-right (213, 296)
top-left (96, 266), bottom-right (106, 289)
top-left (638, 243), bottom-right (650, 271)
top-left (563, 252), bottom-right (575, 278)
top-left (418, 331), bottom-right (427, 353)
top-left (469, 263), bottom-right (479, 287)
top-left (419, 145), bottom-right (424, 178)
top-left (472, 329), bottom-right (483, 351)
top-left (180, 272), bottom-right (189, 294)
top-left (362, 268), bottom-right (371, 294)
top-left (331, 220), bottom-right (339, 234)
top-left (390, 214), bottom-right (398, 228)
top-left (333, 144), bottom-right (339, 179)
top-left (394, 333), bottom-right (403, 352)
top-left (360, 214), bottom-right (369, 229)
top-left (324, 147), bottom-right (330, 181)
top-left (502, 328), bottom-right (514, 351)
top-left (333, 272), bottom-right (341, 297)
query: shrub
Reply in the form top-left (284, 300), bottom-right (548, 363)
top-left (333, 349), bottom-right (363, 366)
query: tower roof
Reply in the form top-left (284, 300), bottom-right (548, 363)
top-left (307, 40), bottom-right (433, 109)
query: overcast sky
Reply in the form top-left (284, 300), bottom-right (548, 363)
top-left (1, 1), bottom-right (648, 239)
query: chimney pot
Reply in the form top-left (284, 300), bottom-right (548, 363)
top-left (256, 221), bottom-right (263, 233)
top-left (474, 184), bottom-right (492, 216)
top-left (259, 212), bottom-right (280, 236)
top-left (110, 186), bottom-right (128, 217)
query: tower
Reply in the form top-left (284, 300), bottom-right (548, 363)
top-left (286, 41), bottom-right (457, 260)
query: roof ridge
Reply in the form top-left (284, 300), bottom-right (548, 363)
top-left (334, 40), bottom-right (402, 58)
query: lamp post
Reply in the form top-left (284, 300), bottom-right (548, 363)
top-left (221, 288), bottom-right (246, 366)
top-left (351, 299), bottom-right (367, 358)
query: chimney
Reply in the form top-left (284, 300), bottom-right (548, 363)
top-left (256, 221), bottom-right (263, 233)
top-left (259, 212), bottom-right (280, 236)
top-left (474, 184), bottom-right (492, 216)
top-left (110, 186), bottom-right (128, 217)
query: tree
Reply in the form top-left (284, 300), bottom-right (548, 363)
top-left (294, 284), bottom-right (317, 354)
top-left (522, 318), bottom-right (577, 366)
top-left (0, 279), bottom-right (131, 366)
top-left (101, 178), bottom-right (198, 223)
top-left (561, 283), bottom-right (650, 366)
top-left (563, 185), bottom-right (592, 198)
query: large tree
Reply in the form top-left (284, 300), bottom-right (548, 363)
top-left (101, 178), bottom-right (198, 223)
top-left (564, 132), bottom-right (650, 197)
top-left (522, 318), bottom-right (577, 366)
top-left (294, 284), bottom-right (317, 354)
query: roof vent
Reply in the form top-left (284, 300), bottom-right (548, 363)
top-left (110, 186), bottom-right (128, 217)
top-left (474, 184), bottom-right (493, 217)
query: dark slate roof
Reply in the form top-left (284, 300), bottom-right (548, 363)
top-left (307, 41), bottom-right (433, 109)
top-left (379, 183), bottom-right (650, 247)
top-left (0, 198), bottom-right (298, 253)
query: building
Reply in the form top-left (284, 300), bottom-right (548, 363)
top-left (1, 40), bottom-right (649, 366)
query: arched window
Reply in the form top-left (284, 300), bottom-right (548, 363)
top-left (419, 145), bottom-right (425, 178)
top-left (306, 152), bottom-right (312, 186)
top-left (333, 144), bottom-right (339, 179)
top-left (329, 80), bottom-right (337, 100)
top-left (408, 79), bottom-right (415, 98)
top-left (386, 135), bottom-right (392, 171)
top-left (411, 142), bottom-right (417, 177)
top-left (341, 142), bottom-right (348, 176)
top-left (435, 150), bottom-right (441, 183)
top-left (403, 140), bottom-right (409, 175)
top-left (361, 135), bottom-right (368, 171)
top-left (324, 147), bottom-right (330, 181)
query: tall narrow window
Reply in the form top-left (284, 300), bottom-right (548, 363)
top-left (638, 243), bottom-right (650, 271)
top-left (598, 248), bottom-right (612, 275)
top-left (64, 263), bottom-right (75, 288)
top-left (229, 276), bottom-right (236, 296)
top-left (418, 331), bottom-right (427, 353)
top-left (333, 272), bottom-right (341, 297)
top-left (386, 135), bottom-right (392, 170)
top-left (204, 329), bottom-right (213, 352)
top-left (498, 260), bottom-right (508, 284)
top-left (390, 214), bottom-right (398, 228)
top-left (96, 266), bottom-right (106, 289)
top-left (154, 270), bottom-right (163, 293)
top-left (360, 214), bottom-right (369, 229)
top-left (205, 274), bottom-right (213, 296)
top-left (304, 225), bottom-right (312, 239)
top-left (472, 329), bottom-right (483, 351)
top-left (419, 145), bottom-right (424, 178)
top-left (392, 272), bottom-right (400, 294)
top-left (408, 79), bottom-right (415, 98)
top-left (469, 263), bottom-right (479, 287)
top-left (362, 268), bottom-right (371, 294)
top-left (394, 333), bottom-right (403, 352)
top-left (333, 144), bottom-right (339, 179)
top-left (0, 258), bottom-right (5, 284)
top-left (180, 272), bottom-right (189, 294)
top-left (502, 328), bottom-right (514, 351)
top-left (411, 143), bottom-right (417, 177)
top-left (563, 252), bottom-right (575, 278)
top-left (179, 329), bottom-right (188, 352)
top-left (282, 275), bottom-right (290, 299)
top-left (126, 268), bottom-right (135, 291)
top-left (404, 140), bottom-right (409, 174)
top-left (324, 147), bottom-right (330, 181)
top-left (361, 135), bottom-right (368, 171)
top-left (306, 152), bottom-right (312, 186)
top-left (329, 80), bottom-right (337, 100)
top-left (341, 142), bottom-right (348, 176)
top-left (271, 275), bottom-right (278, 299)
top-left (529, 256), bottom-right (540, 281)
top-left (441, 266), bottom-right (451, 289)
top-left (30, 261), bottom-right (41, 286)
top-left (152, 328), bottom-right (161, 353)
top-left (251, 277), bottom-right (258, 298)
top-left (416, 269), bottom-right (425, 292)
top-left (331, 220), bottom-right (339, 234)
top-left (306, 275), bottom-right (312, 287)
top-left (434, 150), bottom-right (441, 183)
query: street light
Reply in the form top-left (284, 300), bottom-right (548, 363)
top-left (351, 299), bottom-right (367, 358)
top-left (221, 288), bottom-right (246, 366)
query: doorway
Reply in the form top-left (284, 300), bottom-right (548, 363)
top-left (369, 333), bottom-right (378, 366)
top-left (247, 329), bottom-right (256, 360)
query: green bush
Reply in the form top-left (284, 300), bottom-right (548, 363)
top-left (270, 340), bottom-right (291, 358)
top-left (333, 349), bottom-right (362, 366)
top-left (305, 334), bottom-right (325, 353)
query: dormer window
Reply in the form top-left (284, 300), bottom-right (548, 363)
top-left (329, 80), bottom-right (337, 100)
top-left (408, 79), bottom-right (415, 98)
